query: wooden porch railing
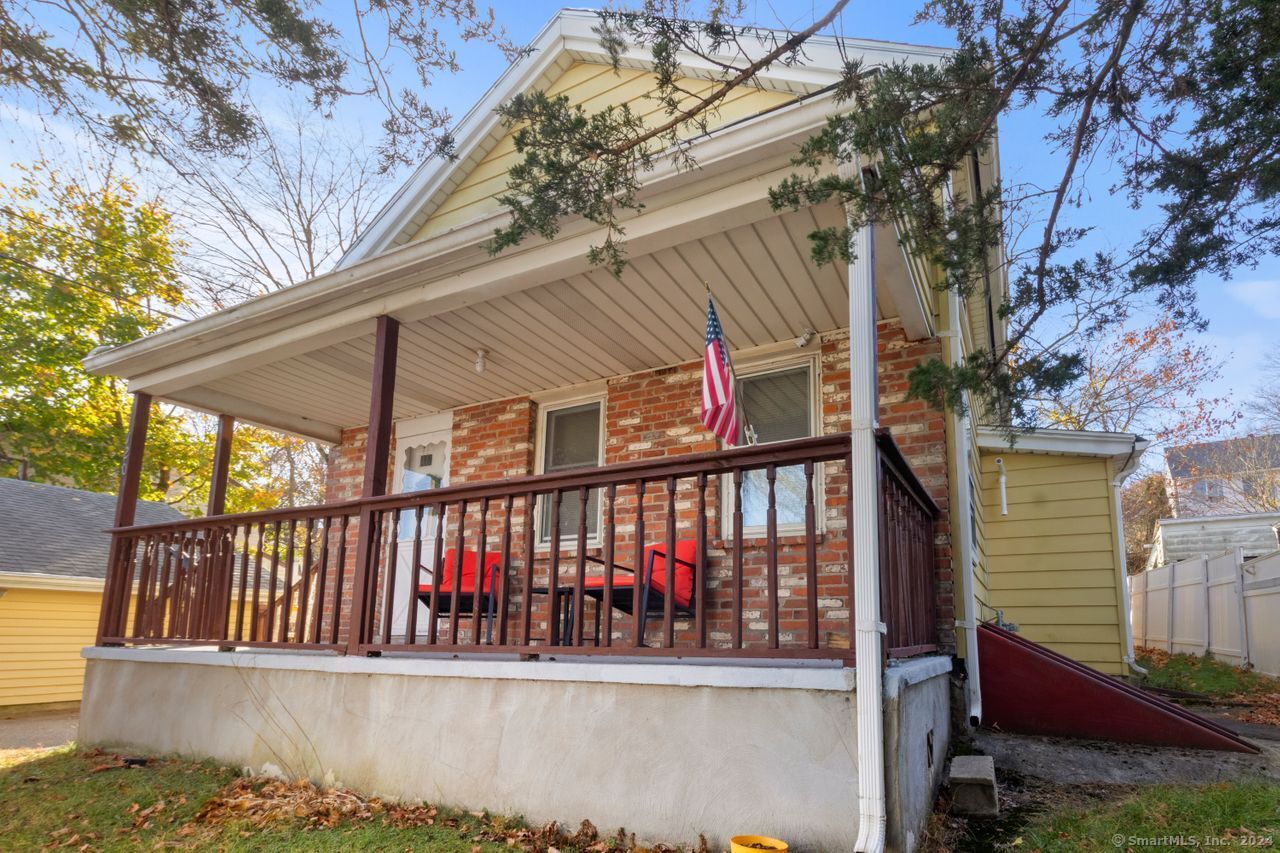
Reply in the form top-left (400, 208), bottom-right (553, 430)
top-left (98, 431), bottom-right (938, 660)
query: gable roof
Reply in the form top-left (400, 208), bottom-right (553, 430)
top-left (1165, 434), bottom-right (1280, 479)
top-left (340, 8), bottom-right (951, 266)
top-left (0, 478), bottom-right (185, 580)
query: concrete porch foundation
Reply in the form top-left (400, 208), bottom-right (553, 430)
top-left (80, 648), bottom-right (952, 850)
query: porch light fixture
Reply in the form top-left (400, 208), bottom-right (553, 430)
top-left (794, 328), bottom-right (816, 348)
top-left (474, 349), bottom-right (488, 374)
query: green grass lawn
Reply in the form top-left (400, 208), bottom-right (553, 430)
top-left (1135, 647), bottom-right (1280, 701)
top-left (0, 746), bottom-right (615, 851)
top-left (1013, 782), bottom-right (1280, 852)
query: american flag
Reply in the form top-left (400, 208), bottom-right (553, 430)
top-left (701, 295), bottom-right (740, 446)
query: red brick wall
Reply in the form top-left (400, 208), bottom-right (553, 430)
top-left (321, 318), bottom-right (955, 654)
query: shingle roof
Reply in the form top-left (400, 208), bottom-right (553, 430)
top-left (1165, 434), bottom-right (1280, 479)
top-left (0, 478), bottom-right (186, 580)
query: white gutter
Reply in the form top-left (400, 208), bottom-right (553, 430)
top-left (944, 283), bottom-right (983, 725)
top-left (1110, 437), bottom-right (1150, 675)
top-left (843, 154), bottom-right (886, 853)
top-left (939, 176), bottom-right (982, 724)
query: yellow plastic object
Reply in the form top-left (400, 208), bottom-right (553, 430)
top-left (730, 836), bottom-right (788, 853)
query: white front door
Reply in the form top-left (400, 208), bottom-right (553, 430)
top-left (391, 412), bottom-right (452, 640)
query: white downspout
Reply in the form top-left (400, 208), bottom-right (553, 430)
top-left (843, 155), bottom-right (886, 853)
top-left (940, 176), bottom-right (983, 726)
top-left (945, 287), bottom-right (983, 725)
top-left (1111, 438), bottom-right (1150, 675)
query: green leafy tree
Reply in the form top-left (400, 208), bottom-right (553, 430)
top-left (0, 165), bottom-right (310, 512)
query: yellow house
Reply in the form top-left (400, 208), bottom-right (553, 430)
top-left (0, 478), bottom-right (183, 710)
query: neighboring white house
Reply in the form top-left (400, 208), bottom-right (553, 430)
top-left (1146, 511), bottom-right (1280, 570)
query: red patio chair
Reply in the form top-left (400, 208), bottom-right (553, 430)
top-left (570, 539), bottom-right (698, 642)
top-left (416, 548), bottom-right (503, 644)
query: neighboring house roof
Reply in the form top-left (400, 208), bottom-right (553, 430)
top-left (0, 478), bottom-right (185, 581)
top-left (1165, 434), bottom-right (1280, 479)
top-left (1149, 511), bottom-right (1280, 567)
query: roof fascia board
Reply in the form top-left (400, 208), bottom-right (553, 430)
top-left (89, 93), bottom-right (837, 386)
top-left (976, 426), bottom-right (1142, 460)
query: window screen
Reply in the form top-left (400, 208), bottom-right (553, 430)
top-left (739, 366), bottom-right (812, 527)
top-left (540, 402), bottom-right (601, 541)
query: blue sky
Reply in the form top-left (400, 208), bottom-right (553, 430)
top-left (5, 2), bottom-right (1275, 425)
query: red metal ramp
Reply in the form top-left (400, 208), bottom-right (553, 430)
top-left (977, 623), bottom-right (1258, 754)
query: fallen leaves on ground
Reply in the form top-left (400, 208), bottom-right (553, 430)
top-left (193, 775), bottom-right (683, 851)
top-left (1233, 690), bottom-right (1280, 727)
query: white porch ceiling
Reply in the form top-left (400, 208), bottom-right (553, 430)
top-left (196, 203), bottom-right (906, 435)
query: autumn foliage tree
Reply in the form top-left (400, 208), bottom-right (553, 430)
top-left (1036, 316), bottom-right (1237, 448)
top-left (0, 166), bottom-right (322, 511)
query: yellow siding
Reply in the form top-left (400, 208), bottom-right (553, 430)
top-left (0, 588), bottom-right (120, 707)
top-left (412, 62), bottom-right (796, 241)
top-left (978, 451), bottom-right (1126, 675)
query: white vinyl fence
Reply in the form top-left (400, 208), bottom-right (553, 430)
top-left (1129, 548), bottom-right (1280, 677)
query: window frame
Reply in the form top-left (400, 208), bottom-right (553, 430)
top-left (533, 394), bottom-right (606, 550)
top-left (719, 352), bottom-right (824, 540)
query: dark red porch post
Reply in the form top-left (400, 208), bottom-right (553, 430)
top-left (208, 414), bottom-right (235, 517)
top-left (207, 414), bottom-right (235, 642)
top-left (347, 315), bottom-right (399, 654)
top-left (97, 391), bottom-right (152, 644)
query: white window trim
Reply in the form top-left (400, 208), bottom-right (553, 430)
top-left (534, 393), bottom-right (606, 551)
top-left (720, 352), bottom-right (825, 541)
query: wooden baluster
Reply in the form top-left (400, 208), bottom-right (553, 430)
top-left (297, 517), bottom-right (315, 645)
top-left (131, 535), bottom-right (156, 639)
top-left (265, 521), bottom-right (281, 642)
top-left (279, 519), bottom-right (297, 643)
top-left (497, 494), bottom-right (514, 646)
top-left (427, 503), bottom-right (446, 645)
top-left (695, 472), bottom-right (707, 649)
top-left (732, 469), bottom-right (744, 649)
top-left (450, 500), bottom-right (467, 645)
top-left (519, 493), bottom-right (536, 647)
top-left (235, 524), bottom-right (250, 642)
top-left (663, 476), bottom-right (676, 649)
top-left (471, 497), bottom-right (489, 644)
top-left (601, 484), bottom-right (616, 648)
top-left (250, 523), bottom-right (265, 642)
top-left (547, 491), bottom-right (561, 646)
top-left (572, 487), bottom-right (588, 647)
top-left (311, 517), bottom-right (330, 644)
top-left (805, 459), bottom-right (818, 649)
top-left (330, 516), bottom-right (349, 645)
top-left (153, 532), bottom-right (175, 639)
top-left (381, 508), bottom-right (400, 645)
top-left (405, 506), bottom-right (424, 645)
top-left (767, 464), bottom-right (779, 650)
top-left (631, 480), bottom-right (646, 648)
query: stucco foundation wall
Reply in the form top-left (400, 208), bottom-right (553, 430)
top-left (80, 651), bottom-right (859, 849)
top-left (883, 656), bottom-right (952, 853)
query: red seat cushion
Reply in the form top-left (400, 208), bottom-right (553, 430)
top-left (418, 549), bottom-right (500, 595)
top-left (582, 539), bottom-right (697, 608)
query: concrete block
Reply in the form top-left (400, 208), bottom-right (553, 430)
top-left (949, 755), bottom-right (999, 816)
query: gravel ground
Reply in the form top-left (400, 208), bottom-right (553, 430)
top-left (0, 711), bottom-right (78, 751)
top-left (971, 727), bottom-right (1280, 785)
